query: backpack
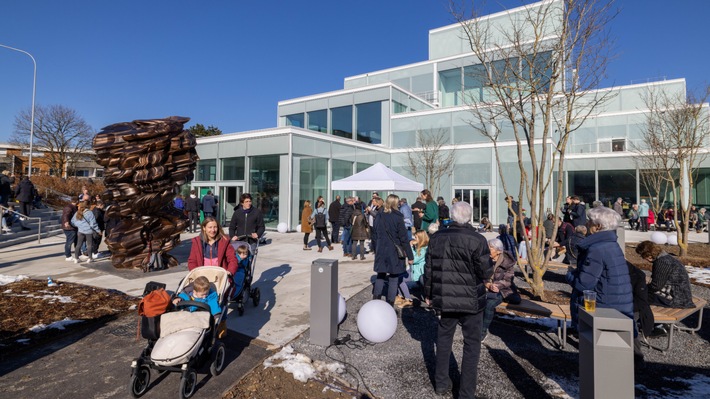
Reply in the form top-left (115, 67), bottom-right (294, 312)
top-left (314, 209), bottom-right (327, 228)
top-left (138, 287), bottom-right (171, 317)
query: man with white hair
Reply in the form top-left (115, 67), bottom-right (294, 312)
top-left (424, 201), bottom-right (492, 398)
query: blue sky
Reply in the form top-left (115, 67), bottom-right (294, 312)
top-left (1, 0), bottom-right (708, 143)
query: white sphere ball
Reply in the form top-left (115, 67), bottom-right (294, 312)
top-left (296, 224), bottom-right (302, 233)
top-left (357, 299), bottom-right (397, 343)
top-left (277, 222), bottom-right (288, 233)
top-left (650, 231), bottom-right (668, 245)
top-left (667, 234), bottom-right (678, 246)
top-left (338, 294), bottom-right (347, 324)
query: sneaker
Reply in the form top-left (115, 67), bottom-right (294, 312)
top-left (78, 255), bottom-right (89, 261)
top-left (86, 258), bottom-right (93, 264)
top-left (73, 258), bottom-right (79, 264)
top-left (65, 257), bottom-right (75, 262)
top-left (649, 325), bottom-right (668, 337)
top-left (1, 227), bottom-right (11, 232)
top-left (91, 253), bottom-right (99, 259)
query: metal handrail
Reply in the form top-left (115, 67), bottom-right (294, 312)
top-left (0, 204), bottom-right (42, 244)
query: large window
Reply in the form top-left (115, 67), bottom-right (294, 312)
top-left (356, 101), bottom-right (381, 144)
top-left (331, 106), bottom-right (352, 139)
top-left (568, 171), bottom-right (595, 205)
top-left (221, 157), bottom-right (245, 181)
top-left (286, 113), bottom-right (304, 128)
top-left (598, 170), bottom-right (636, 207)
top-left (250, 155), bottom-right (280, 228)
top-left (197, 159), bottom-right (216, 181)
top-left (332, 159), bottom-right (353, 201)
top-left (439, 68), bottom-right (461, 107)
top-left (307, 110), bottom-right (327, 133)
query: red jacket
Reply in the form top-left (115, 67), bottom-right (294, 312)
top-left (187, 236), bottom-right (238, 276)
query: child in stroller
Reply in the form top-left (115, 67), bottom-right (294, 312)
top-left (128, 267), bottom-right (230, 399)
top-left (230, 235), bottom-right (263, 316)
top-left (173, 276), bottom-right (221, 316)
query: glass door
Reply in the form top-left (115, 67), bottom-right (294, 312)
top-left (454, 187), bottom-right (490, 224)
top-left (220, 185), bottom-right (243, 226)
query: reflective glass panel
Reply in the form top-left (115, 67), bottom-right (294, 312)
top-left (331, 106), bottom-right (352, 139)
top-left (356, 101), bottom-right (382, 144)
top-left (221, 157), bottom-right (245, 181)
top-left (307, 110), bottom-right (327, 133)
top-left (196, 159), bottom-right (216, 181)
top-left (286, 113), bottom-right (304, 128)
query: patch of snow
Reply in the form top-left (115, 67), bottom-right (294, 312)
top-left (128, 304), bottom-right (137, 311)
top-left (30, 318), bottom-right (83, 333)
top-left (686, 266), bottom-right (710, 285)
top-left (636, 374), bottom-right (710, 399)
top-left (264, 345), bottom-right (344, 383)
top-left (0, 274), bottom-right (28, 286)
top-left (6, 293), bottom-right (74, 303)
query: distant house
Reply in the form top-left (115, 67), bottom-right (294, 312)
top-left (0, 142), bottom-right (102, 178)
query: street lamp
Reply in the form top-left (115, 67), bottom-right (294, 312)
top-left (1, 43), bottom-right (36, 177)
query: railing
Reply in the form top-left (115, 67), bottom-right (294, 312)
top-left (0, 204), bottom-right (42, 244)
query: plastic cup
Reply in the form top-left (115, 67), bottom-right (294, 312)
top-left (583, 290), bottom-right (596, 312)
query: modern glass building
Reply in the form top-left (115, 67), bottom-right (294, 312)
top-left (191, 0), bottom-right (710, 231)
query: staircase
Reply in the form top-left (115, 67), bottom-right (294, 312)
top-left (0, 207), bottom-right (64, 249)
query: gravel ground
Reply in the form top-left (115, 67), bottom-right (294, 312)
top-left (292, 268), bottom-right (710, 399)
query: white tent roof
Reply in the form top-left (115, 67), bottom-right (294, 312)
top-left (330, 162), bottom-right (423, 192)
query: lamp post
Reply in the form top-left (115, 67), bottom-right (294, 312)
top-left (1, 43), bottom-right (36, 177)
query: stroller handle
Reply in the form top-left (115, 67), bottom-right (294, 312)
top-left (174, 300), bottom-right (212, 313)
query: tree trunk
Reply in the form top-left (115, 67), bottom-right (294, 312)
top-left (530, 269), bottom-right (546, 301)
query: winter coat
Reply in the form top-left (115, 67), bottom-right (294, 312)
top-left (566, 230), bottom-right (633, 319)
top-left (187, 235), bottom-right (237, 276)
top-left (424, 222), bottom-right (492, 314)
top-left (14, 178), bottom-right (34, 203)
top-left (400, 202), bottom-right (413, 229)
top-left (338, 203), bottom-right (354, 228)
top-left (0, 174), bottom-right (13, 199)
top-left (648, 252), bottom-right (694, 308)
top-left (411, 245), bottom-right (427, 283)
top-left (628, 262), bottom-right (654, 337)
top-left (177, 289), bottom-right (221, 315)
top-left (571, 202), bottom-right (587, 227)
top-left (350, 209), bottom-right (370, 241)
top-left (71, 210), bottom-right (100, 235)
top-left (421, 200), bottom-right (439, 231)
top-left (489, 251), bottom-right (518, 300)
top-left (638, 202), bottom-right (649, 217)
top-left (185, 195), bottom-right (200, 212)
top-left (411, 200), bottom-right (426, 229)
top-left (61, 203), bottom-right (78, 231)
top-left (201, 195), bottom-right (217, 214)
top-left (371, 209), bottom-right (413, 275)
top-left (300, 205), bottom-right (313, 233)
top-left (328, 199), bottom-right (341, 223)
top-left (613, 202), bottom-right (624, 217)
top-left (228, 205), bottom-right (265, 240)
top-left (438, 203), bottom-right (450, 221)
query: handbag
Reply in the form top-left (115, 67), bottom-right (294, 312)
top-left (383, 224), bottom-right (407, 260)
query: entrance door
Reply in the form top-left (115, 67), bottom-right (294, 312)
top-left (220, 185), bottom-right (243, 226)
top-left (453, 187), bottom-right (490, 224)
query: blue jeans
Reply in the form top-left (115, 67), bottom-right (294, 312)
top-left (436, 311), bottom-right (483, 399)
top-left (63, 229), bottom-right (77, 258)
top-left (341, 227), bottom-right (352, 254)
top-left (482, 292), bottom-right (503, 337)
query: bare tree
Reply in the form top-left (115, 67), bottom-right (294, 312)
top-left (406, 129), bottom-right (456, 195)
top-left (634, 85), bottom-right (710, 256)
top-left (11, 104), bottom-right (94, 178)
top-left (452, 0), bottom-right (617, 299)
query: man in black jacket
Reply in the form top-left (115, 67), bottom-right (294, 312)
top-left (14, 176), bottom-right (35, 218)
top-left (338, 197), bottom-right (354, 257)
top-left (425, 201), bottom-right (492, 398)
top-left (229, 193), bottom-right (265, 244)
top-left (328, 195), bottom-right (341, 244)
top-left (410, 196), bottom-right (425, 230)
top-left (184, 190), bottom-right (201, 233)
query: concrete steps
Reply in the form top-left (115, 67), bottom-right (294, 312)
top-left (0, 207), bottom-right (64, 249)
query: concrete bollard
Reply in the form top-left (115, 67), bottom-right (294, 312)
top-left (309, 258), bottom-right (338, 346)
top-left (579, 308), bottom-right (634, 399)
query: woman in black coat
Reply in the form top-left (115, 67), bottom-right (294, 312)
top-left (371, 194), bottom-right (414, 305)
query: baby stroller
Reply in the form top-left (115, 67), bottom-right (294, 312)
top-left (128, 266), bottom-right (230, 399)
top-left (230, 233), bottom-right (264, 316)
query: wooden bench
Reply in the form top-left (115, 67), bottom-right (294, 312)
top-left (496, 299), bottom-right (571, 349)
top-left (643, 296), bottom-right (707, 352)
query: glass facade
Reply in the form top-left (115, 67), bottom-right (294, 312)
top-left (356, 101), bottom-right (382, 144)
top-left (286, 113), bottom-right (304, 128)
top-left (250, 155), bottom-right (280, 228)
top-left (307, 110), bottom-right (327, 133)
top-left (332, 159), bottom-right (353, 201)
top-left (568, 171), bottom-right (595, 205)
top-left (598, 170), bottom-right (636, 207)
top-left (197, 159), bottom-right (216, 181)
top-left (221, 157), bottom-right (245, 181)
top-left (331, 106), bottom-right (352, 139)
top-left (298, 157), bottom-right (328, 213)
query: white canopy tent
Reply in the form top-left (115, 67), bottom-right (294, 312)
top-left (330, 162), bottom-right (423, 192)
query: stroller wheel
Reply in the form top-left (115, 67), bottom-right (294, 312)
top-left (237, 302), bottom-right (244, 316)
top-left (128, 365), bottom-right (150, 398)
top-left (210, 342), bottom-right (226, 376)
top-left (252, 287), bottom-right (261, 307)
top-left (179, 369), bottom-right (197, 399)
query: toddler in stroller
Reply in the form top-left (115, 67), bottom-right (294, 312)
top-left (128, 266), bottom-right (230, 399)
top-left (230, 235), bottom-right (263, 316)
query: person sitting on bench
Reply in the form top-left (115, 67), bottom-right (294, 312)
top-left (635, 241), bottom-right (694, 309)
